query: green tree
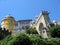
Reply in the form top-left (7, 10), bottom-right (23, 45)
top-left (26, 28), bottom-right (38, 34)
top-left (0, 35), bottom-right (12, 45)
top-left (0, 27), bottom-right (11, 40)
top-left (7, 33), bottom-right (31, 45)
top-left (50, 25), bottom-right (60, 38)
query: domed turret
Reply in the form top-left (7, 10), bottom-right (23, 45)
top-left (2, 15), bottom-right (15, 21)
top-left (1, 15), bottom-right (16, 33)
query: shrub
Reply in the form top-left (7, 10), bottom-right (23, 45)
top-left (0, 27), bottom-right (12, 40)
top-left (26, 28), bottom-right (38, 34)
top-left (0, 35), bottom-right (12, 45)
top-left (7, 33), bottom-right (31, 45)
top-left (0, 33), bottom-right (60, 45)
top-left (50, 25), bottom-right (60, 38)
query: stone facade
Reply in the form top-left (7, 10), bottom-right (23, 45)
top-left (30, 11), bottom-right (51, 38)
top-left (14, 20), bottom-right (32, 34)
top-left (53, 20), bottom-right (60, 25)
top-left (1, 11), bottom-right (51, 38)
top-left (1, 15), bottom-right (15, 33)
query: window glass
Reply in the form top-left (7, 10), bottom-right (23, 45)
top-left (43, 31), bottom-right (45, 33)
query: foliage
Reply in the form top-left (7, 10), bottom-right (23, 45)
top-left (26, 28), bottom-right (38, 34)
top-left (0, 33), bottom-right (60, 45)
top-left (0, 35), bottom-right (12, 45)
top-left (0, 27), bottom-right (11, 40)
top-left (30, 36), bottom-right (60, 45)
top-left (49, 23), bottom-right (55, 27)
top-left (49, 25), bottom-right (60, 38)
top-left (7, 33), bottom-right (31, 45)
top-left (0, 25), bottom-right (60, 45)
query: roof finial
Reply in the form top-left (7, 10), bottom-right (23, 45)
top-left (8, 14), bottom-right (11, 16)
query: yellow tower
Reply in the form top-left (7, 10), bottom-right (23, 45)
top-left (1, 15), bottom-right (15, 33)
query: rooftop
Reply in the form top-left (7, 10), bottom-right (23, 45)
top-left (2, 14), bottom-right (15, 21)
top-left (17, 19), bottom-right (32, 22)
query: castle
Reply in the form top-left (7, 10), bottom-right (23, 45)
top-left (1, 11), bottom-right (52, 38)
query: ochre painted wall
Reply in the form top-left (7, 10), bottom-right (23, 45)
top-left (1, 17), bottom-right (15, 33)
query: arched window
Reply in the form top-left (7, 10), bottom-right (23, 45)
top-left (39, 23), bottom-right (43, 33)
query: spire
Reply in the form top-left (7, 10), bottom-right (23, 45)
top-left (5, 14), bottom-right (12, 18)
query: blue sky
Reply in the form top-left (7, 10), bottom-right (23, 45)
top-left (0, 0), bottom-right (60, 24)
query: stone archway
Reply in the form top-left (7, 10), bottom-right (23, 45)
top-left (39, 23), bottom-right (48, 38)
top-left (39, 23), bottom-right (43, 33)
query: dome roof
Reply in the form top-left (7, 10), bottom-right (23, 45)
top-left (2, 14), bottom-right (15, 21)
top-left (5, 15), bottom-right (14, 18)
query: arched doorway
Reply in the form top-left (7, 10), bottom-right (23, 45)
top-left (39, 23), bottom-right (48, 38)
top-left (39, 23), bottom-right (43, 33)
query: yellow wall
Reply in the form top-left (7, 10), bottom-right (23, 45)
top-left (1, 17), bottom-right (15, 33)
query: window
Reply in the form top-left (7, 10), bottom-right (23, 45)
top-left (43, 30), bottom-right (45, 33)
top-left (42, 31), bottom-right (45, 33)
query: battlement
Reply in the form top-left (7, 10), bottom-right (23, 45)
top-left (41, 11), bottom-right (49, 15)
